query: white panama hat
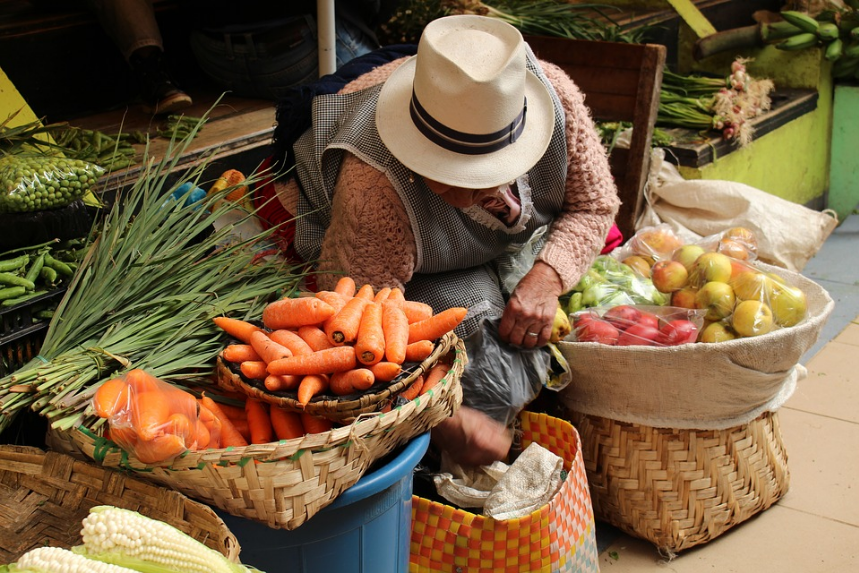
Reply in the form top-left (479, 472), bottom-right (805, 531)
top-left (376, 15), bottom-right (555, 190)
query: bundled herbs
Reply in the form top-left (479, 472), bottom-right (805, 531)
top-left (379, 0), bottom-right (649, 45)
top-left (657, 58), bottom-right (775, 147)
top-left (0, 116), bottom-right (307, 434)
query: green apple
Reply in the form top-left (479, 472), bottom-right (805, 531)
top-left (731, 299), bottom-right (774, 337)
top-left (770, 285), bottom-right (808, 327)
top-left (695, 281), bottom-right (736, 321)
top-left (693, 252), bottom-right (733, 285)
top-left (672, 244), bottom-right (706, 272)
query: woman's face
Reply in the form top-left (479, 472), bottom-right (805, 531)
top-left (423, 178), bottom-right (499, 208)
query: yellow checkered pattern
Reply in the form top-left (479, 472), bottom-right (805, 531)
top-left (410, 412), bottom-right (599, 572)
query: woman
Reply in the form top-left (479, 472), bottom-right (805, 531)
top-left (268, 15), bottom-right (620, 466)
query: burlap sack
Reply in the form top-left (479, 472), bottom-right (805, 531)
top-left (558, 262), bottom-right (834, 430)
top-left (638, 149), bottom-right (838, 272)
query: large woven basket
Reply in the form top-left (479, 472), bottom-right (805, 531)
top-left (0, 445), bottom-right (240, 564)
top-left (216, 332), bottom-right (458, 422)
top-left (48, 335), bottom-right (465, 530)
top-left (567, 409), bottom-right (789, 555)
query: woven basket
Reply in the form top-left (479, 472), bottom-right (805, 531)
top-left (568, 409), bottom-right (789, 555)
top-left (409, 411), bottom-right (599, 573)
top-left (48, 335), bottom-right (465, 530)
top-left (0, 445), bottom-right (240, 564)
top-left (216, 332), bottom-right (458, 422)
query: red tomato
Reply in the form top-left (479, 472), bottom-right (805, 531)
top-left (577, 318), bottom-right (620, 345)
top-left (616, 323), bottom-right (661, 346)
top-left (659, 319), bottom-right (699, 346)
top-left (602, 305), bottom-right (642, 331)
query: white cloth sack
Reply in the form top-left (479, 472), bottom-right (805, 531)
top-left (559, 261), bottom-right (834, 430)
top-left (638, 148), bottom-right (838, 272)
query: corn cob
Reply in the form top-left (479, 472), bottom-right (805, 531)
top-left (15, 546), bottom-right (138, 573)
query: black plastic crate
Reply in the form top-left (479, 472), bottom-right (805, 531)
top-left (0, 288), bottom-right (66, 377)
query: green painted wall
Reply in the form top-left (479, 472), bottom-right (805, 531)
top-left (829, 84), bottom-right (859, 222)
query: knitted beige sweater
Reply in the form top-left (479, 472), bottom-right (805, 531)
top-left (275, 57), bottom-right (620, 293)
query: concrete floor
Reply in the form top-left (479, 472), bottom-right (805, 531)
top-left (594, 213), bottom-right (859, 571)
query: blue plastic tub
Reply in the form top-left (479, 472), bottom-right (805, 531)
top-left (219, 432), bottom-right (430, 573)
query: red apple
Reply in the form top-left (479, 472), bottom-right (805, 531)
top-left (650, 260), bottom-right (689, 293)
top-left (616, 323), bottom-right (661, 346)
top-left (602, 305), bottom-right (642, 331)
top-left (577, 318), bottom-right (620, 345)
top-left (659, 319), bottom-right (699, 345)
top-left (637, 311), bottom-right (660, 330)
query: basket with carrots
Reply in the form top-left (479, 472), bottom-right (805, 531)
top-left (47, 276), bottom-right (465, 530)
top-left (213, 277), bottom-right (468, 422)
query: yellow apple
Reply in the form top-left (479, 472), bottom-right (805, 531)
top-left (650, 260), bottom-right (689, 293)
top-left (672, 244), bottom-right (706, 272)
top-left (671, 286), bottom-right (699, 309)
top-left (693, 252), bottom-right (733, 285)
top-left (695, 281), bottom-right (736, 321)
top-left (699, 321), bottom-right (737, 343)
top-left (718, 238), bottom-right (750, 261)
top-left (769, 285), bottom-right (808, 327)
top-left (730, 271), bottom-right (773, 301)
top-left (731, 299), bottom-right (774, 337)
top-left (622, 255), bottom-right (652, 278)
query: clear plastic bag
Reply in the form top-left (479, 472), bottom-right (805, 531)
top-left (92, 369), bottom-right (203, 464)
top-left (564, 255), bottom-right (668, 315)
top-left (0, 154), bottom-right (104, 213)
top-left (462, 318), bottom-right (550, 427)
top-left (570, 304), bottom-right (707, 346)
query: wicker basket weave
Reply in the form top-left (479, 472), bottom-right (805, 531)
top-left (48, 334), bottom-right (465, 530)
top-left (568, 409), bottom-right (789, 554)
top-left (0, 445), bottom-right (241, 564)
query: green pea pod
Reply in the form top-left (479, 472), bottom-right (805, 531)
top-left (0, 290), bottom-right (47, 307)
top-left (0, 254), bottom-right (29, 272)
top-left (0, 272), bottom-right (35, 290)
top-left (25, 252), bottom-right (46, 284)
top-left (44, 254), bottom-right (74, 277)
top-left (0, 286), bottom-right (27, 301)
top-left (40, 266), bottom-right (58, 285)
top-left (35, 309), bottom-right (54, 320)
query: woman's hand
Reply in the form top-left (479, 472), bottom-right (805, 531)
top-left (499, 261), bottom-right (563, 348)
top-left (431, 406), bottom-right (513, 467)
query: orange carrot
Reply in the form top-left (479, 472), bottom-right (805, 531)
top-left (404, 339), bottom-right (434, 363)
top-left (132, 391), bottom-right (172, 442)
top-left (268, 346), bottom-right (357, 376)
top-left (297, 374), bottom-right (329, 406)
top-left (166, 412), bottom-right (193, 443)
top-left (355, 283), bottom-right (375, 300)
top-left (222, 344), bottom-right (261, 363)
top-left (270, 407), bottom-right (305, 440)
top-left (355, 302), bottom-right (385, 365)
top-left (249, 330), bottom-right (293, 364)
top-left (382, 303), bottom-right (409, 364)
top-left (193, 418), bottom-right (211, 449)
top-left (213, 316), bottom-right (262, 343)
top-left (334, 276), bottom-right (356, 298)
top-left (315, 290), bottom-right (348, 318)
top-left (408, 307), bottom-right (468, 344)
top-left (264, 374), bottom-right (301, 392)
top-left (373, 287), bottom-right (392, 303)
top-left (245, 398), bottom-right (274, 444)
top-left (230, 418), bottom-right (251, 443)
top-left (300, 412), bottom-right (333, 434)
top-left (399, 375), bottom-right (424, 401)
top-left (419, 364), bottom-right (449, 396)
top-left (93, 377), bottom-right (130, 418)
top-left (269, 329), bottom-right (313, 356)
top-left (215, 402), bottom-right (247, 421)
top-left (388, 288), bottom-right (406, 303)
top-left (197, 402), bottom-right (222, 449)
top-left (329, 368), bottom-right (375, 396)
top-left (125, 368), bottom-right (161, 394)
top-left (200, 395), bottom-right (248, 447)
top-left (369, 361), bottom-right (402, 383)
top-left (135, 434), bottom-right (188, 464)
top-left (297, 325), bottom-right (334, 352)
top-left (240, 360), bottom-right (268, 380)
top-left (262, 296), bottom-right (337, 330)
top-left (382, 299), bottom-right (434, 324)
top-left (326, 296), bottom-right (369, 345)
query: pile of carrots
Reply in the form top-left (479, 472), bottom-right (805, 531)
top-left (215, 277), bottom-right (466, 406)
top-left (92, 369), bottom-right (346, 461)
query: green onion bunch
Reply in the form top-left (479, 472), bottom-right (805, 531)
top-left (0, 114), bottom-right (307, 434)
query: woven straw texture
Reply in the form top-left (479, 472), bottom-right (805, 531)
top-left (409, 411), bottom-right (599, 573)
top-left (559, 263), bottom-right (834, 430)
top-left (216, 332), bottom-right (458, 421)
top-left (569, 410), bottom-right (789, 554)
top-left (0, 445), bottom-right (240, 564)
top-left (48, 335), bottom-right (464, 530)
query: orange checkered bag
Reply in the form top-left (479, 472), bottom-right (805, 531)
top-left (409, 411), bottom-right (599, 573)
